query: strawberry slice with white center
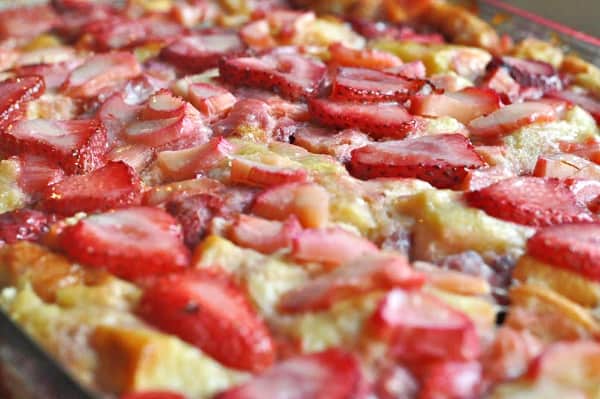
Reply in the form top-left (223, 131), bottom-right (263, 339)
top-left (87, 17), bottom-right (183, 51)
top-left (0, 5), bottom-right (58, 40)
top-left (560, 140), bottom-right (600, 164)
top-left (527, 223), bottom-right (600, 281)
top-left (488, 56), bottom-right (563, 93)
top-left (230, 158), bottom-right (308, 188)
top-left (157, 137), bottom-right (233, 181)
top-left (141, 89), bottom-right (186, 120)
top-left (4, 118), bottom-right (107, 175)
top-left (564, 178), bottom-right (600, 209)
top-left (293, 126), bottom-right (371, 162)
top-left (349, 134), bottom-right (484, 188)
top-left (368, 289), bottom-right (480, 363)
top-left (547, 89), bottom-right (600, 123)
top-left (14, 60), bottom-right (80, 91)
top-left (13, 155), bottom-right (65, 197)
top-left (469, 101), bottom-right (558, 138)
top-left (62, 52), bottom-right (141, 98)
top-left (216, 349), bottom-right (367, 399)
top-left (328, 43), bottom-right (404, 70)
top-left (39, 161), bottom-right (142, 215)
top-left (219, 52), bottom-right (326, 101)
top-left (331, 67), bottom-right (433, 103)
top-left (308, 99), bottom-right (421, 139)
top-left (228, 214), bottom-right (302, 254)
top-left (290, 227), bottom-right (378, 268)
top-left (59, 207), bottom-right (191, 280)
top-left (465, 176), bottom-right (596, 227)
top-left (278, 254), bottom-right (424, 313)
top-left (410, 87), bottom-right (501, 124)
top-left (137, 269), bottom-right (275, 372)
top-left (187, 82), bottom-right (237, 120)
top-left (161, 32), bottom-right (245, 73)
top-left (0, 76), bottom-right (45, 128)
top-left (533, 153), bottom-right (600, 180)
top-left (252, 182), bottom-right (330, 228)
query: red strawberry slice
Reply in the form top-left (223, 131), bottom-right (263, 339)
top-left (62, 52), bottom-right (141, 98)
top-left (418, 361), bottom-right (482, 399)
top-left (527, 223), bottom-right (600, 281)
top-left (157, 137), bottom-right (233, 182)
top-left (216, 349), bottom-right (367, 399)
top-left (137, 269), bottom-right (275, 372)
top-left (230, 158), bottom-right (308, 188)
top-left (219, 52), bottom-right (326, 101)
top-left (278, 253), bottom-right (424, 313)
top-left (481, 66), bottom-right (521, 104)
top-left (533, 153), bottom-right (600, 180)
top-left (459, 166), bottom-right (514, 191)
top-left (161, 32), bottom-right (245, 73)
top-left (86, 17), bottom-right (183, 51)
top-left (525, 340), bottom-right (600, 382)
top-left (308, 98), bottom-right (421, 139)
top-left (0, 5), bottom-right (58, 40)
top-left (0, 209), bottom-right (49, 246)
top-left (349, 134), bottom-right (485, 188)
top-left (39, 161), bottom-right (142, 215)
top-left (120, 392), bottom-right (185, 399)
top-left (290, 227), bottom-right (378, 268)
top-left (14, 155), bottom-right (65, 196)
top-left (560, 139), bottom-right (600, 164)
top-left (3, 118), bottom-right (107, 175)
top-left (212, 99), bottom-right (276, 137)
top-left (465, 176), bottom-right (596, 227)
top-left (252, 182), bottom-right (330, 228)
top-left (107, 144), bottom-right (154, 174)
top-left (293, 126), bottom-right (371, 162)
top-left (97, 93), bottom-right (141, 148)
top-left (547, 90), bottom-right (600, 123)
top-left (59, 207), bottom-right (191, 280)
top-left (188, 82), bottom-right (237, 120)
top-left (331, 67), bottom-right (432, 103)
top-left (165, 193), bottom-right (225, 248)
top-left (410, 87), bottom-right (501, 124)
top-left (328, 43), bottom-right (403, 70)
top-left (564, 178), bottom-right (600, 209)
top-left (385, 61), bottom-right (427, 80)
top-left (0, 76), bottom-right (45, 129)
top-left (14, 60), bottom-right (80, 91)
top-left (141, 89), bottom-right (185, 120)
top-left (469, 101), bottom-right (558, 138)
top-left (229, 214), bottom-right (302, 254)
top-left (368, 289), bottom-right (480, 363)
top-left (487, 56), bottom-right (563, 93)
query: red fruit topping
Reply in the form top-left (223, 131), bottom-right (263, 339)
top-left (3, 118), bottom-right (107, 175)
top-left (229, 214), bottom-right (302, 254)
top-left (293, 126), bottom-right (370, 162)
top-left (410, 87), bottom-right (501, 124)
top-left (160, 32), bottom-right (245, 73)
top-left (564, 178), bottom-right (600, 209)
top-left (385, 61), bottom-right (427, 80)
top-left (238, 10), bottom-right (315, 50)
top-left (141, 89), bottom-right (185, 120)
top-left (533, 153), bottom-right (600, 180)
top-left (278, 253), bottom-right (424, 313)
top-left (62, 52), bottom-right (141, 98)
top-left (39, 161), bottom-right (142, 215)
top-left (328, 43), bottom-right (403, 70)
top-left (137, 269), bottom-right (275, 372)
top-left (59, 207), bottom-right (190, 280)
top-left (465, 176), bottom-right (596, 227)
top-left (0, 209), bottom-right (49, 245)
top-left (469, 101), bottom-right (558, 138)
top-left (14, 60), bottom-right (80, 91)
top-left (97, 93), bottom-right (141, 148)
top-left (418, 361), bottom-right (482, 399)
top-left (216, 349), bottom-right (367, 399)
top-left (486, 56), bottom-right (563, 92)
top-left (349, 134), bottom-right (484, 188)
top-left (560, 139), bottom-right (600, 164)
top-left (0, 76), bottom-right (45, 129)
top-left (527, 223), bottom-right (600, 281)
top-left (165, 193), bottom-right (225, 248)
top-left (0, 5), bottom-right (58, 40)
top-left (120, 392), bottom-right (185, 399)
top-left (219, 52), bottom-right (326, 101)
top-left (547, 90), bottom-right (600, 123)
top-left (14, 155), bottom-right (65, 196)
top-left (525, 340), bottom-right (600, 382)
top-left (308, 98), bottom-right (420, 139)
top-left (230, 158), bottom-right (308, 188)
top-left (331, 67), bottom-right (433, 103)
top-left (188, 83), bottom-right (237, 120)
top-left (213, 99), bottom-right (276, 137)
top-left (368, 289), bottom-right (480, 363)
top-left (143, 178), bottom-right (225, 206)
top-left (291, 227), bottom-right (378, 268)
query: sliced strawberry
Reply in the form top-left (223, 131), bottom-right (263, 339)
top-left (230, 158), bottom-right (308, 188)
top-left (120, 392), bottom-right (185, 399)
top-left (328, 43), bottom-right (403, 70)
top-left (481, 66), bottom-right (521, 103)
top-left (547, 90), bottom-right (600, 123)
top-left (216, 349), bottom-right (367, 399)
top-left (468, 101), bottom-right (557, 138)
top-left (487, 56), bottom-right (563, 93)
top-left (238, 10), bottom-right (315, 50)
top-left (14, 155), bottom-right (65, 196)
top-left (374, 365), bottom-right (419, 399)
top-left (59, 207), bottom-right (190, 280)
top-left (0, 76), bottom-right (45, 129)
top-left (252, 182), bottom-right (330, 228)
top-left (39, 161), bottom-right (142, 215)
top-left (86, 17), bottom-right (183, 51)
top-left (290, 227), bottom-right (378, 268)
top-left (165, 193), bottom-right (225, 248)
top-left (107, 144), bottom-right (154, 174)
top-left (533, 153), bottom-right (600, 180)
top-left (97, 93), bottom-right (141, 148)
top-left (137, 269), bottom-right (275, 372)
top-left (219, 52), bottom-right (326, 101)
top-left (279, 254), bottom-right (424, 313)
top-left (465, 176), bottom-right (596, 227)
top-left (525, 340), bottom-right (600, 383)
top-left (160, 32), bottom-right (245, 73)
top-left (564, 178), bottom-right (600, 209)
top-left (141, 89), bottom-right (185, 120)
top-left (385, 61), bottom-right (427, 80)
top-left (410, 87), bottom-right (501, 124)
top-left (560, 139), bottom-right (600, 164)
top-left (459, 166), bottom-right (514, 191)
top-left (14, 60), bottom-right (80, 91)
top-left (308, 98), bottom-right (421, 139)
top-left (188, 82), bottom-right (237, 120)
top-left (331, 67), bottom-right (432, 103)
top-left (368, 289), bottom-right (480, 363)
top-left (0, 5), bottom-right (58, 39)
top-left (62, 52), bottom-right (141, 98)
top-left (349, 134), bottom-right (484, 188)
top-left (157, 137), bottom-right (233, 182)
top-left (143, 178), bottom-right (226, 206)
top-left (0, 209), bottom-right (49, 246)
top-left (3, 118), bottom-right (107, 175)
top-left (293, 126), bottom-right (371, 162)
top-left (229, 214), bottom-right (302, 254)
top-left (527, 223), bottom-right (600, 281)
top-left (212, 98), bottom-right (276, 137)
top-left (418, 361), bottom-right (482, 399)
